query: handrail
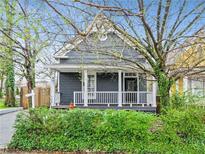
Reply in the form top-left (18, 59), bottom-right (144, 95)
top-left (74, 91), bottom-right (154, 107)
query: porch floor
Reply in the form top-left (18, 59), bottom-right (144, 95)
top-left (52, 105), bottom-right (156, 113)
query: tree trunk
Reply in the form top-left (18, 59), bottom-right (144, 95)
top-left (155, 69), bottom-right (173, 113)
top-left (0, 76), bottom-right (4, 98)
top-left (26, 63), bottom-right (35, 107)
top-left (157, 79), bottom-right (172, 112)
top-left (4, 0), bottom-right (16, 107)
top-left (5, 62), bottom-right (15, 107)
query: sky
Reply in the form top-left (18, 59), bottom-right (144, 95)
top-left (35, 0), bottom-right (205, 37)
top-left (14, 0), bottom-right (205, 81)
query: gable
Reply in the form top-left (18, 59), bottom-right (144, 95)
top-left (60, 32), bottom-right (145, 65)
top-left (174, 36), bottom-right (205, 69)
top-left (54, 14), bottom-right (137, 58)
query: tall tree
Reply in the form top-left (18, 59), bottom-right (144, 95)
top-left (2, 0), bottom-right (16, 106)
top-left (0, 55), bottom-right (6, 98)
top-left (44, 0), bottom-right (205, 112)
top-left (0, 0), bottom-right (50, 107)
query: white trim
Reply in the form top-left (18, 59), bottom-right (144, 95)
top-left (123, 72), bottom-right (125, 91)
top-left (54, 37), bottom-right (83, 57)
top-left (83, 70), bottom-right (88, 106)
top-left (74, 91), bottom-right (154, 106)
top-left (53, 56), bottom-right (69, 59)
top-left (57, 72), bottom-right (60, 92)
top-left (118, 70), bottom-right (122, 107)
top-left (82, 71), bottom-right (97, 100)
top-left (137, 73), bottom-right (140, 104)
top-left (87, 72), bottom-right (97, 99)
top-left (50, 79), bottom-right (55, 107)
top-left (152, 77), bottom-right (157, 107)
top-left (183, 77), bottom-right (188, 92)
top-left (54, 14), bottom-right (141, 58)
top-left (46, 64), bottom-right (147, 72)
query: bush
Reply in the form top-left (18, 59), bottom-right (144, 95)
top-left (9, 109), bottom-right (156, 153)
top-left (9, 108), bottom-right (205, 153)
top-left (151, 108), bottom-right (205, 153)
top-left (0, 90), bottom-right (3, 98)
top-left (169, 93), bottom-right (202, 110)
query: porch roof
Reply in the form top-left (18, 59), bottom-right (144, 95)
top-left (46, 64), bottom-right (144, 72)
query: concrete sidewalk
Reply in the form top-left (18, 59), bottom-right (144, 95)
top-left (0, 110), bottom-right (22, 149)
top-left (0, 107), bottom-right (23, 115)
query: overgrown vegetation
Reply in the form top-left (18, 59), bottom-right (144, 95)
top-left (9, 107), bottom-right (205, 153)
top-left (0, 99), bottom-right (6, 109)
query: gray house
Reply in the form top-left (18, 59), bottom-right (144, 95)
top-left (48, 14), bottom-right (157, 112)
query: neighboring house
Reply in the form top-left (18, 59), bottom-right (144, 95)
top-left (48, 14), bottom-right (157, 112)
top-left (171, 30), bottom-right (205, 96)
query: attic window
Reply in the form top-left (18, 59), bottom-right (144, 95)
top-left (98, 33), bottom-right (107, 41)
top-left (97, 25), bottom-right (108, 41)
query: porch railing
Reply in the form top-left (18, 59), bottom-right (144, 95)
top-left (74, 91), bottom-right (154, 107)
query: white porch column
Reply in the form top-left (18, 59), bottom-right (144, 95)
top-left (137, 73), bottom-right (140, 104)
top-left (152, 77), bottom-right (157, 107)
top-left (118, 70), bottom-right (122, 107)
top-left (183, 77), bottom-right (189, 93)
top-left (84, 69), bottom-right (88, 106)
top-left (50, 79), bottom-right (55, 107)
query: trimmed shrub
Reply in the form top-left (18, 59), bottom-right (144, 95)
top-left (9, 109), bottom-right (156, 153)
top-left (9, 108), bottom-right (205, 153)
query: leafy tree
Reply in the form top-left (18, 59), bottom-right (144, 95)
top-left (0, 0), bottom-right (17, 106)
top-left (0, 0), bottom-right (50, 107)
top-left (44, 0), bottom-right (205, 112)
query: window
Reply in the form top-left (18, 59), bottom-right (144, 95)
top-left (189, 78), bottom-right (205, 96)
top-left (87, 74), bottom-right (96, 99)
top-left (124, 73), bottom-right (137, 77)
top-left (88, 74), bottom-right (96, 93)
top-left (83, 72), bottom-right (96, 99)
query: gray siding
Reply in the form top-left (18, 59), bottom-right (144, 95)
top-left (59, 72), bottom-right (81, 105)
top-left (59, 72), bottom-right (147, 105)
top-left (60, 32), bottom-right (146, 65)
top-left (97, 73), bottom-right (118, 91)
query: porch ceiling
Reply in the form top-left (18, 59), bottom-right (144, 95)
top-left (46, 64), bottom-right (143, 72)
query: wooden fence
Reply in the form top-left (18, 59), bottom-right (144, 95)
top-left (20, 86), bottom-right (50, 109)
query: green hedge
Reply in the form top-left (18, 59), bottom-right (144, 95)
top-left (9, 108), bottom-right (205, 153)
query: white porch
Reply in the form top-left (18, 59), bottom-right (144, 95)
top-left (49, 64), bottom-right (157, 109)
top-left (74, 91), bottom-right (155, 107)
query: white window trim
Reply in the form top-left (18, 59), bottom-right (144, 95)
top-left (82, 71), bottom-right (97, 99)
top-left (123, 72), bottom-right (139, 91)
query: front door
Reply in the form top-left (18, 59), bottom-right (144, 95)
top-left (125, 78), bottom-right (138, 103)
top-left (125, 78), bottom-right (138, 91)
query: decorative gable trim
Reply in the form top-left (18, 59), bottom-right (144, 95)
top-left (54, 14), bottom-right (137, 58)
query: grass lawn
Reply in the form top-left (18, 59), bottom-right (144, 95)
top-left (0, 98), bottom-right (7, 109)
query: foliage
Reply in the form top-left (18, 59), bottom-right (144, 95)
top-left (0, 99), bottom-right (7, 109)
top-left (154, 66), bottom-right (174, 111)
top-left (1, 0), bottom-right (16, 107)
top-left (169, 93), bottom-right (204, 110)
top-left (0, 90), bottom-right (3, 98)
top-left (16, 88), bottom-right (20, 96)
top-left (151, 108), bottom-right (205, 153)
top-left (9, 108), bottom-right (205, 153)
top-left (44, 0), bottom-right (205, 113)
